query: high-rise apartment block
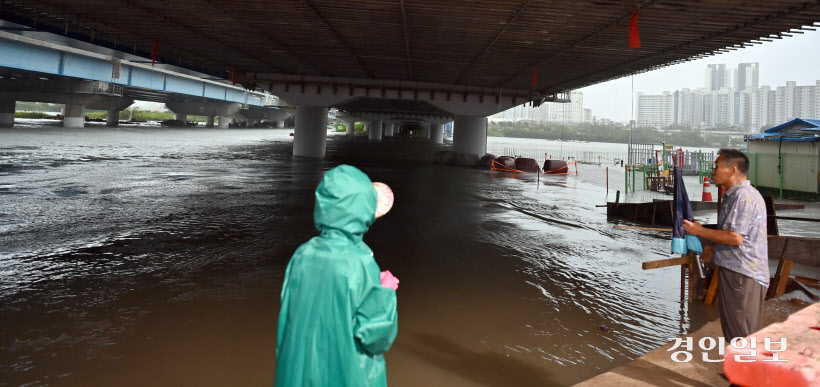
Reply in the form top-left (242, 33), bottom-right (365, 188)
top-left (637, 63), bottom-right (818, 133)
top-left (489, 91), bottom-right (588, 124)
top-left (705, 64), bottom-right (730, 91)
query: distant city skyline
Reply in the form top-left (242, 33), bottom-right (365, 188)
top-left (579, 28), bottom-right (820, 123)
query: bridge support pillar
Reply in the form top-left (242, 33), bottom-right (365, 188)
top-left (0, 99), bottom-right (15, 127)
top-left (64, 104), bottom-right (85, 128)
top-left (385, 123), bottom-right (394, 137)
top-left (293, 106), bottom-right (328, 158)
top-left (425, 124), bottom-right (432, 139)
top-left (217, 115), bottom-right (230, 128)
top-left (431, 123), bottom-right (445, 144)
top-left (174, 112), bottom-right (186, 122)
top-left (205, 115), bottom-right (215, 128)
top-left (278, 120), bottom-right (285, 128)
top-left (247, 118), bottom-right (258, 127)
top-left (106, 110), bottom-right (119, 127)
top-left (346, 121), bottom-right (355, 136)
top-left (368, 120), bottom-right (382, 141)
top-left (453, 115), bottom-right (487, 157)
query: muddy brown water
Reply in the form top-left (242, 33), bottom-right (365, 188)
top-left (3, 123), bottom-right (793, 386)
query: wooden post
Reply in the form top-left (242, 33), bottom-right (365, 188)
top-left (615, 190), bottom-right (620, 209)
top-left (774, 260), bottom-right (793, 298)
top-left (681, 262), bottom-right (688, 302)
top-left (705, 267), bottom-right (719, 305)
top-left (767, 240), bottom-right (791, 300)
top-left (688, 253), bottom-right (695, 303)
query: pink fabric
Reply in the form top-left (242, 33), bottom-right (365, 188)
top-left (380, 270), bottom-right (399, 290)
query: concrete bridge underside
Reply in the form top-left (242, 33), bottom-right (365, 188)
top-left (1, 1), bottom-right (818, 158)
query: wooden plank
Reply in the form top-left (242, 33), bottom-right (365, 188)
top-left (774, 216), bottom-right (820, 223)
top-left (775, 260), bottom-right (793, 298)
top-left (643, 256), bottom-right (690, 270)
top-left (705, 266), bottom-right (719, 305)
top-left (794, 278), bottom-right (820, 301)
top-left (795, 276), bottom-right (820, 287)
top-left (615, 225), bottom-right (673, 232)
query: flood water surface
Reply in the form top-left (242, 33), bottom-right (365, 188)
top-left (2, 124), bottom-right (734, 386)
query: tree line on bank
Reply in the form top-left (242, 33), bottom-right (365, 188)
top-left (488, 121), bottom-right (747, 148)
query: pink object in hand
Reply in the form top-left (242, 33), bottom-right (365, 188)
top-left (380, 270), bottom-right (399, 290)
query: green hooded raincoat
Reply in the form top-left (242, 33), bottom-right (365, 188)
top-left (275, 165), bottom-right (398, 387)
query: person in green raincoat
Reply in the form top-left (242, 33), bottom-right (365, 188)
top-left (275, 164), bottom-right (399, 387)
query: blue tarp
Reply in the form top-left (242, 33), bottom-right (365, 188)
top-left (671, 167), bottom-right (703, 255)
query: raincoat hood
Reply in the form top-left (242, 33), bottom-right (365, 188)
top-left (314, 164), bottom-right (377, 236)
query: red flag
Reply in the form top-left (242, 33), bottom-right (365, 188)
top-left (531, 66), bottom-right (538, 88)
top-left (629, 10), bottom-right (641, 49)
top-left (151, 40), bottom-right (159, 66)
top-left (231, 68), bottom-right (236, 84)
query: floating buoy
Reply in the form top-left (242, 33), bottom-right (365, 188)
top-left (543, 159), bottom-right (569, 174)
top-left (495, 156), bottom-right (516, 169)
top-left (289, 132), bottom-right (294, 136)
top-left (514, 157), bottom-right (540, 173)
top-left (433, 150), bottom-right (454, 165)
top-left (479, 154), bottom-right (497, 170)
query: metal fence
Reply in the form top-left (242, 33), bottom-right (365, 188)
top-left (492, 145), bottom-right (714, 175)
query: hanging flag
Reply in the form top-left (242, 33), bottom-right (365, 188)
top-left (231, 68), bottom-right (236, 84)
top-left (629, 10), bottom-right (641, 49)
top-left (531, 66), bottom-right (538, 89)
top-left (151, 39), bottom-right (159, 66)
top-left (672, 167), bottom-right (703, 256)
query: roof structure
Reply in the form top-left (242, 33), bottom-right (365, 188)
top-left (1, 0), bottom-right (819, 99)
top-left (746, 118), bottom-right (820, 142)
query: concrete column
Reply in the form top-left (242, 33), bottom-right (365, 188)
top-left (205, 115), bottom-right (215, 128)
top-left (217, 115), bottom-right (230, 128)
top-left (293, 106), bottom-right (328, 158)
top-left (0, 99), bottom-right (15, 127)
top-left (425, 124), bottom-right (432, 139)
top-left (174, 112), bottom-right (186, 122)
top-left (64, 104), bottom-right (85, 128)
top-left (431, 123), bottom-right (445, 144)
top-left (453, 115), bottom-right (487, 156)
top-left (106, 110), bottom-right (119, 127)
top-left (368, 120), bottom-right (383, 141)
top-left (385, 123), bottom-right (394, 136)
top-left (278, 120), bottom-right (285, 128)
top-left (346, 121), bottom-right (355, 136)
top-left (247, 118), bottom-right (258, 127)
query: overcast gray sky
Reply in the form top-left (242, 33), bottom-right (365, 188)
top-left (579, 28), bottom-right (820, 123)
